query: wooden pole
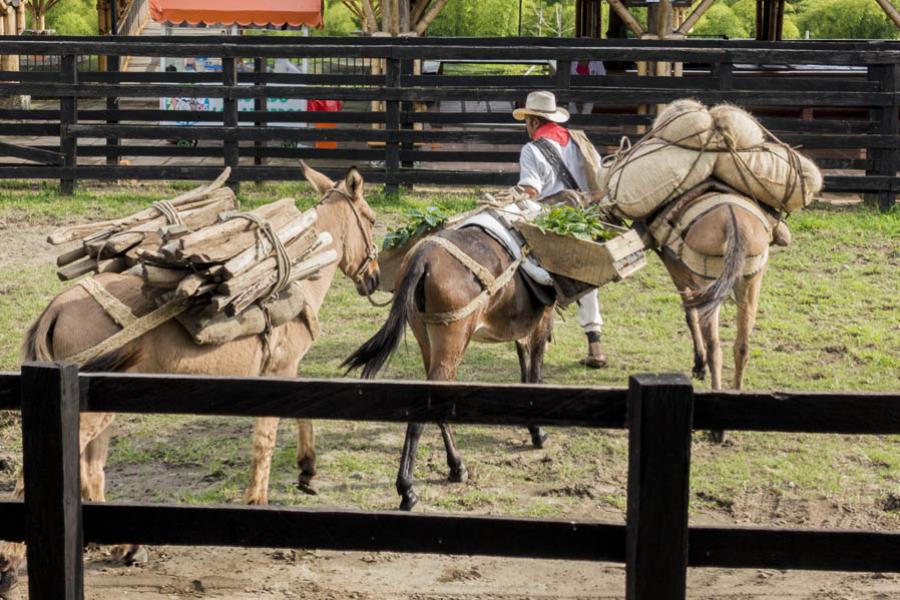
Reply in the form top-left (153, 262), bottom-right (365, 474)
top-left (625, 373), bottom-right (693, 600)
top-left (60, 54), bottom-right (78, 195)
top-left (874, 0), bottom-right (900, 28)
top-left (606, 0), bottom-right (644, 37)
top-left (675, 0), bottom-right (716, 35)
top-left (21, 362), bottom-right (84, 600)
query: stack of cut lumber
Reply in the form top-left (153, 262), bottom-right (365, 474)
top-left (140, 196), bottom-right (337, 319)
top-left (49, 169), bottom-right (237, 281)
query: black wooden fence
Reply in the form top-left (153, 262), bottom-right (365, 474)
top-left (0, 363), bottom-right (899, 599)
top-left (0, 36), bottom-right (898, 208)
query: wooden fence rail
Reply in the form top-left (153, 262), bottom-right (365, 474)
top-left (0, 364), bottom-right (899, 599)
top-left (0, 36), bottom-right (897, 208)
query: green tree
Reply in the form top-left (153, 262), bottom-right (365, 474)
top-left (317, 0), bottom-right (359, 36)
top-left (430, 0), bottom-right (521, 36)
top-left (44, 0), bottom-right (97, 35)
top-left (691, 4), bottom-right (748, 38)
top-left (795, 0), bottom-right (899, 39)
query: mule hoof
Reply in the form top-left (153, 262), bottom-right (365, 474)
top-left (112, 544), bottom-right (148, 565)
top-left (399, 490), bottom-right (419, 512)
top-left (297, 478), bottom-right (318, 496)
top-left (0, 570), bottom-right (19, 595)
top-left (707, 430), bottom-right (726, 444)
top-left (448, 464), bottom-right (468, 483)
top-left (692, 367), bottom-right (706, 381)
top-left (531, 432), bottom-right (549, 449)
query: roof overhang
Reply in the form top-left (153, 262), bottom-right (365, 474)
top-left (150, 0), bottom-right (323, 28)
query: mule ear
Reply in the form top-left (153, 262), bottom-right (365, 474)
top-left (300, 160), bottom-right (334, 195)
top-left (343, 167), bottom-right (364, 201)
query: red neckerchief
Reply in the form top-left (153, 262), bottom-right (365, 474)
top-left (533, 122), bottom-right (570, 147)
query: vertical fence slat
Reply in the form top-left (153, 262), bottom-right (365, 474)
top-left (222, 55), bottom-right (239, 193)
top-left (20, 362), bottom-right (83, 600)
top-left (626, 373), bottom-right (693, 600)
top-left (385, 55), bottom-right (401, 196)
top-left (877, 63), bottom-right (899, 211)
top-left (59, 54), bottom-right (77, 195)
top-left (253, 57), bottom-right (267, 178)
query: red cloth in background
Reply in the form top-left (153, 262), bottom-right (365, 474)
top-left (307, 99), bottom-right (343, 112)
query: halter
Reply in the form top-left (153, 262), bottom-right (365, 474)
top-left (317, 184), bottom-right (380, 295)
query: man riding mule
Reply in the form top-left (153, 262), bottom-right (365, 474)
top-left (0, 164), bottom-right (380, 592)
top-left (500, 91), bottom-right (609, 369)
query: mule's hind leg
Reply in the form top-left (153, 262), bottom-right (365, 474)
top-left (701, 307), bottom-right (726, 443)
top-left (295, 420), bottom-right (317, 495)
top-left (82, 426), bottom-right (111, 502)
top-left (246, 417), bottom-right (281, 505)
top-left (516, 339), bottom-right (545, 448)
top-left (686, 306), bottom-right (708, 380)
top-left (0, 472), bottom-right (25, 592)
top-left (439, 423), bottom-right (467, 482)
top-left (396, 320), bottom-right (468, 511)
top-left (733, 270), bottom-right (764, 390)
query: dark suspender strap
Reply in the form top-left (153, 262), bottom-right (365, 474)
top-left (532, 138), bottom-right (580, 191)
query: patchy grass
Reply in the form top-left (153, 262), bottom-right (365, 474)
top-left (0, 180), bottom-right (898, 529)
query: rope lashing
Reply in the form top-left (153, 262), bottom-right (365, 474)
top-left (221, 212), bottom-right (293, 300)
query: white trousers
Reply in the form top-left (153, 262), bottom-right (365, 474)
top-left (576, 289), bottom-right (603, 335)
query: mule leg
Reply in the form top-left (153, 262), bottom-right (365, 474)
top-left (396, 422), bottom-right (426, 511)
top-left (517, 338), bottom-right (546, 448)
top-left (82, 426), bottom-right (111, 502)
top-left (396, 320), bottom-right (468, 510)
top-left (702, 307), bottom-right (726, 443)
top-left (526, 310), bottom-right (553, 448)
top-left (439, 423), bottom-right (467, 482)
top-left (686, 306), bottom-right (708, 381)
top-left (733, 271), bottom-right (764, 390)
top-left (295, 419), bottom-right (317, 495)
top-left (246, 417), bottom-right (280, 505)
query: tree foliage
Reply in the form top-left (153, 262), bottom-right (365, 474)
top-left (692, 4), bottom-right (749, 38)
top-left (795, 0), bottom-right (899, 39)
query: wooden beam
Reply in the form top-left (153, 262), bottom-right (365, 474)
top-left (359, 0), bottom-right (379, 32)
top-left (606, 0), bottom-right (644, 37)
top-left (874, 0), bottom-right (900, 29)
top-left (413, 0), bottom-right (449, 34)
top-left (410, 0), bottom-right (429, 25)
top-left (675, 0), bottom-right (715, 35)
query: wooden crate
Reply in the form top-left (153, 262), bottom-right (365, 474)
top-left (514, 224), bottom-right (647, 287)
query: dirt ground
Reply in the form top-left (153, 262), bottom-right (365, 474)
top-left (1, 201), bottom-right (899, 599)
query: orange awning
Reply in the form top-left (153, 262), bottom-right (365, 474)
top-left (150, 0), bottom-right (322, 28)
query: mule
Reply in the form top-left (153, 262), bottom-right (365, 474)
top-left (659, 202), bottom-right (771, 441)
top-left (343, 226), bottom-right (555, 511)
top-left (0, 164), bottom-right (380, 591)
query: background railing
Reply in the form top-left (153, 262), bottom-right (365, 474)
top-left (0, 36), bottom-right (897, 209)
top-left (0, 364), bottom-right (899, 599)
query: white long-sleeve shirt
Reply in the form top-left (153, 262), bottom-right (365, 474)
top-left (517, 137), bottom-right (602, 200)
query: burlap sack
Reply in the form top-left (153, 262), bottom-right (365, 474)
top-left (653, 99), bottom-right (715, 149)
top-left (605, 140), bottom-right (717, 219)
top-left (709, 104), bottom-right (765, 150)
top-left (714, 142), bottom-right (823, 212)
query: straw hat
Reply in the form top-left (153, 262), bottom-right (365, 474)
top-left (512, 91), bottom-right (570, 123)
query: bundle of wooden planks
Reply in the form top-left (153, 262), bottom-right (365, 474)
top-left (50, 169), bottom-right (237, 281)
top-left (141, 195), bottom-right (336, 319)
top-left (48, 169), bottom-right (337, 344)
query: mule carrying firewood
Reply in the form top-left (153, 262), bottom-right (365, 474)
top-left (0, 164), bottom-right (380, 591)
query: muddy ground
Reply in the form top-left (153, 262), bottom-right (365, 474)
top-left (1, 199), bottom-right (898, 599)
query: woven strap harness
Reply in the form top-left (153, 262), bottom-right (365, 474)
top-left (418, 236), bottom-right (523, 325)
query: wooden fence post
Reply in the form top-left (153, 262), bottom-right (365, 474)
top-left (384, 55), bottom-right (401, 196)
top-left (253, 57), bottom-right (267, 182)
top-left (876, 63), bottom-right (898, 212)
top-left (20, 362), bottom-right (83, 600)
top-left (626, 373), bottom-right (693, 600)
top-left (60, 54), bottom-right (78, 195)
top-left (222, 55), bottom-right (240, 194)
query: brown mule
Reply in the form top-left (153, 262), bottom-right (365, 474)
top-left (343, 226), bottom-right (554, 511)
top-left (658, 203), bottom-right (771, 441)
top-left (0, 165), bottom-right (381, 592)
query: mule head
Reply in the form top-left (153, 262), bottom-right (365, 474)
top-left (305, 163), bottom-right (380, 296)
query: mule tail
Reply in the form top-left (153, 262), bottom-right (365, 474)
top-left (342, 252), bottom-right (427, 379)
top-left (21, 299), bottom-right (142, 372)
top-left (683, 206), bottom-right (747, 322)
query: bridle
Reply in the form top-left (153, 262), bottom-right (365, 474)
top-left (318, 185), bottom-right (386, 305)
